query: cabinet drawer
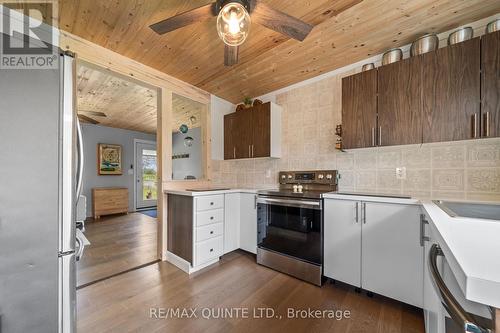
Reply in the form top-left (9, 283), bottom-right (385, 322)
top-left (195, 236), bottom-right (223, 265)
top-left (196, 195), bottom-right (224, 211)
top-left (196, 209), bottom-right (224, 227)
top-left (196, 223), bottom-right (223, 242)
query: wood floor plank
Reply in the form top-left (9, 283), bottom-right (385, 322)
top-left (77, 212), bottom-right (158, 287)
top-left (77, 251), bottom-right (424, 333)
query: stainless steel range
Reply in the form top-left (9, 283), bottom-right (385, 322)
top-left (256, 170), bottom-right (337, 286)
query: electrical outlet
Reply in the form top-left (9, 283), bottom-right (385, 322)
top-left (396, 167), bottom-right (406, 180)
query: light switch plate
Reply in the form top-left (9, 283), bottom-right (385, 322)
top-left (396, 167), bottom-right (406, 180)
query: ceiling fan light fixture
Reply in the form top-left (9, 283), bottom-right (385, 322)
top-left (216, 1), bottom-right (250, 46)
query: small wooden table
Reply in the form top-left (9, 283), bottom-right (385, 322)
top-left (92, 187), bottom-right (128, 219)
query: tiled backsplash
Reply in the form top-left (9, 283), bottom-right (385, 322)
top-left (212, 72), bottom-right (500, 202)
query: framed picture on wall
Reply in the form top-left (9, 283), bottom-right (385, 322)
top-left (97, 143), bottom-right (122, 175)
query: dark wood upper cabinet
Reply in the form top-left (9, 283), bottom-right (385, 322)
top-left (234, 109), bottom-right (253, 159)
top-left (224, 112), bottom-right (237, 159)
top-left (377, 57), bottom-right (423, 146)
top-left (252, 103), bottom-right (271, 158)
top-left (481, 30), bottom-right (500, 138)
top-left (223, 102), bottom-right (281, 160)
top-left (421, 38), bottom-right (481, 143)
top-left (341, 70), bottom-right (378, 149)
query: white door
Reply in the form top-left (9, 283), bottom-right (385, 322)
top-left (362, 202), bottom-right (424, 307)
top-left (324, 199), bottom-right (362, 287)
top-left (239, 193), bottom-right (257, 254)
top-left (135, 141), bottom-right (157, 209)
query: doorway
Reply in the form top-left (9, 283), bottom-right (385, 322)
top-left (75, 61), bottom-right (160, 288)
top-left (135, 140), bottom-right (158, 210)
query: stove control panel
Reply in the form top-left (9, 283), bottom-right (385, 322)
top-left (278, 170), bottom-right (337, 185)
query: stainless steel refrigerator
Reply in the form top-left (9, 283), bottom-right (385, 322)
top-left (0, 52), bottom-right (84, 333)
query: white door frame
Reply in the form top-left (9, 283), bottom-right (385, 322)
top-left (133, 139), bottom-right (157, 211)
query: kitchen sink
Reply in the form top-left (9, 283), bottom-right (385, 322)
top-left (433, 200), bottom-right (500, 221)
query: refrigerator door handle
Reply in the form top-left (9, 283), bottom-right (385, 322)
top-left (75, 117), bottom-right (84, 200)
top-left (75, 232), bottom-right (85, 261)
top-left (59, 53), bottom-right (76, 254)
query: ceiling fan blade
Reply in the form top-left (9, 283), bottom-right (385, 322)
top-left (78, 114), bottom-right (99, 125)
top-left (250, 1), bottom-right (313, 41)
top-left (224, 45), bottom-right (239, 66)
top-left (79, 110), bottom-right (107, 117)
top-left (150, 3), bottom-right (217, 35)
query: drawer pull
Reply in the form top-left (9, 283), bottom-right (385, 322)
top-left (210, 202), bottom-right (214, 206)
top-left (210, 216), bottom-right (214, 220)
top-left (210, 231), bottom-right (214, 234)
top-left (210, 248), bottom-right (213, 252)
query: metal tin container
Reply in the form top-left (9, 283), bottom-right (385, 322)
top-left (448, 27), bottom-right (473, 45)
top-left (361, 63), bottom-right (375, 71)
top-left (486, 19), bottom-right (500, 34)
top-left (410, 33), bottom-right (439, 56)
top-left (381, 48), bottom-right (403, 65)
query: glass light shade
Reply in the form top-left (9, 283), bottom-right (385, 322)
top-left (216, 2), bottom-right (250, 46)
top-left (179, 124), bottom-right (188, 134)
top-left (184, 136), bottom-right (194, 147)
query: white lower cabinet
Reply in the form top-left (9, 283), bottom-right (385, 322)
top-left (362, 201), bottom-right (423, 308)
top-left (193, 195), bottom-right (225, 269)
top-left (239, 193), bottom-right (257, 254)
top-left (224, 193), bottom-right (240, 254)
top-left (324, 199), bottom-right (361, 287)
top-left (195, 236), bottom-right (224, 266)
top-left (324, 198), bottom-right (423, 308)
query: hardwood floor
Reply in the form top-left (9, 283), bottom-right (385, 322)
top-left (77, 212), bottom-right (158, 287)
top-left (77, 251), bottom-right (424, 333)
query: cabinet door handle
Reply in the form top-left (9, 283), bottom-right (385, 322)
top-left (252, 144), bottom-right (254, 157)
top-left (371, 127), bottom-right (375, 147)
top-left (420, 214), bottom-right (430, 247)
top-left (210, 231), bottom-right (214, 234)
top-left (484, 112), bottom-right (490, 137)
top-left (233, 147), bottom-right (236, 159)
top-left (363, 202), bottom-right (367, 224)
top-left (361, 202), bottom-right (366, 224)
top-left (378, 127), bottom-right (382, 146)
top-left (471, 113), bottom-right (478, 138)
top-left (210, 248), bottom-right (213, 252)
top-left (355, 202), bottom-right (359, 223)
top-left (210, 216), bottom-right (214, 220)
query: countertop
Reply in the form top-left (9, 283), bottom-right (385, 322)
top-left (322, 191), bottom-right (420, 205)
top-left (163, 188), bottom-right (275, 196)
top-left (421, 200), bottom-right (500, 309)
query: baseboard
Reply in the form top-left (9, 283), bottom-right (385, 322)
top-left (165, 251), bottom-right (191, 273)
top-left (165, 251), bottom-right (220, 275)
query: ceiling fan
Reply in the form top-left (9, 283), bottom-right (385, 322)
top-left (77, 110), bottom-right (107, 124)
top-left (149, 0), bottom-right (314, 66)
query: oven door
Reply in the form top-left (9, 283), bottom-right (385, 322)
top-left (256, 196), bottom-right (322, 265)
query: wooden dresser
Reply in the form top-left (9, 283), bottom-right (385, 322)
top-left (92, 187), bottom-right (128, 219)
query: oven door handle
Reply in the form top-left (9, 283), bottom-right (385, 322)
top-left (256, 197), bottom-right (322, 210)
top-left (429, 244), bottom-right (491, 333)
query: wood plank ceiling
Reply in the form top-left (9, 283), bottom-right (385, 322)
top-left (61, 0), bottom-right (500, 104)
top-left (77, 64), bottom-right (203, 134)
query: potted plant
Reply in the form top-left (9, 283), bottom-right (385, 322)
top-left (243, 97), bottom-right (253, 108)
